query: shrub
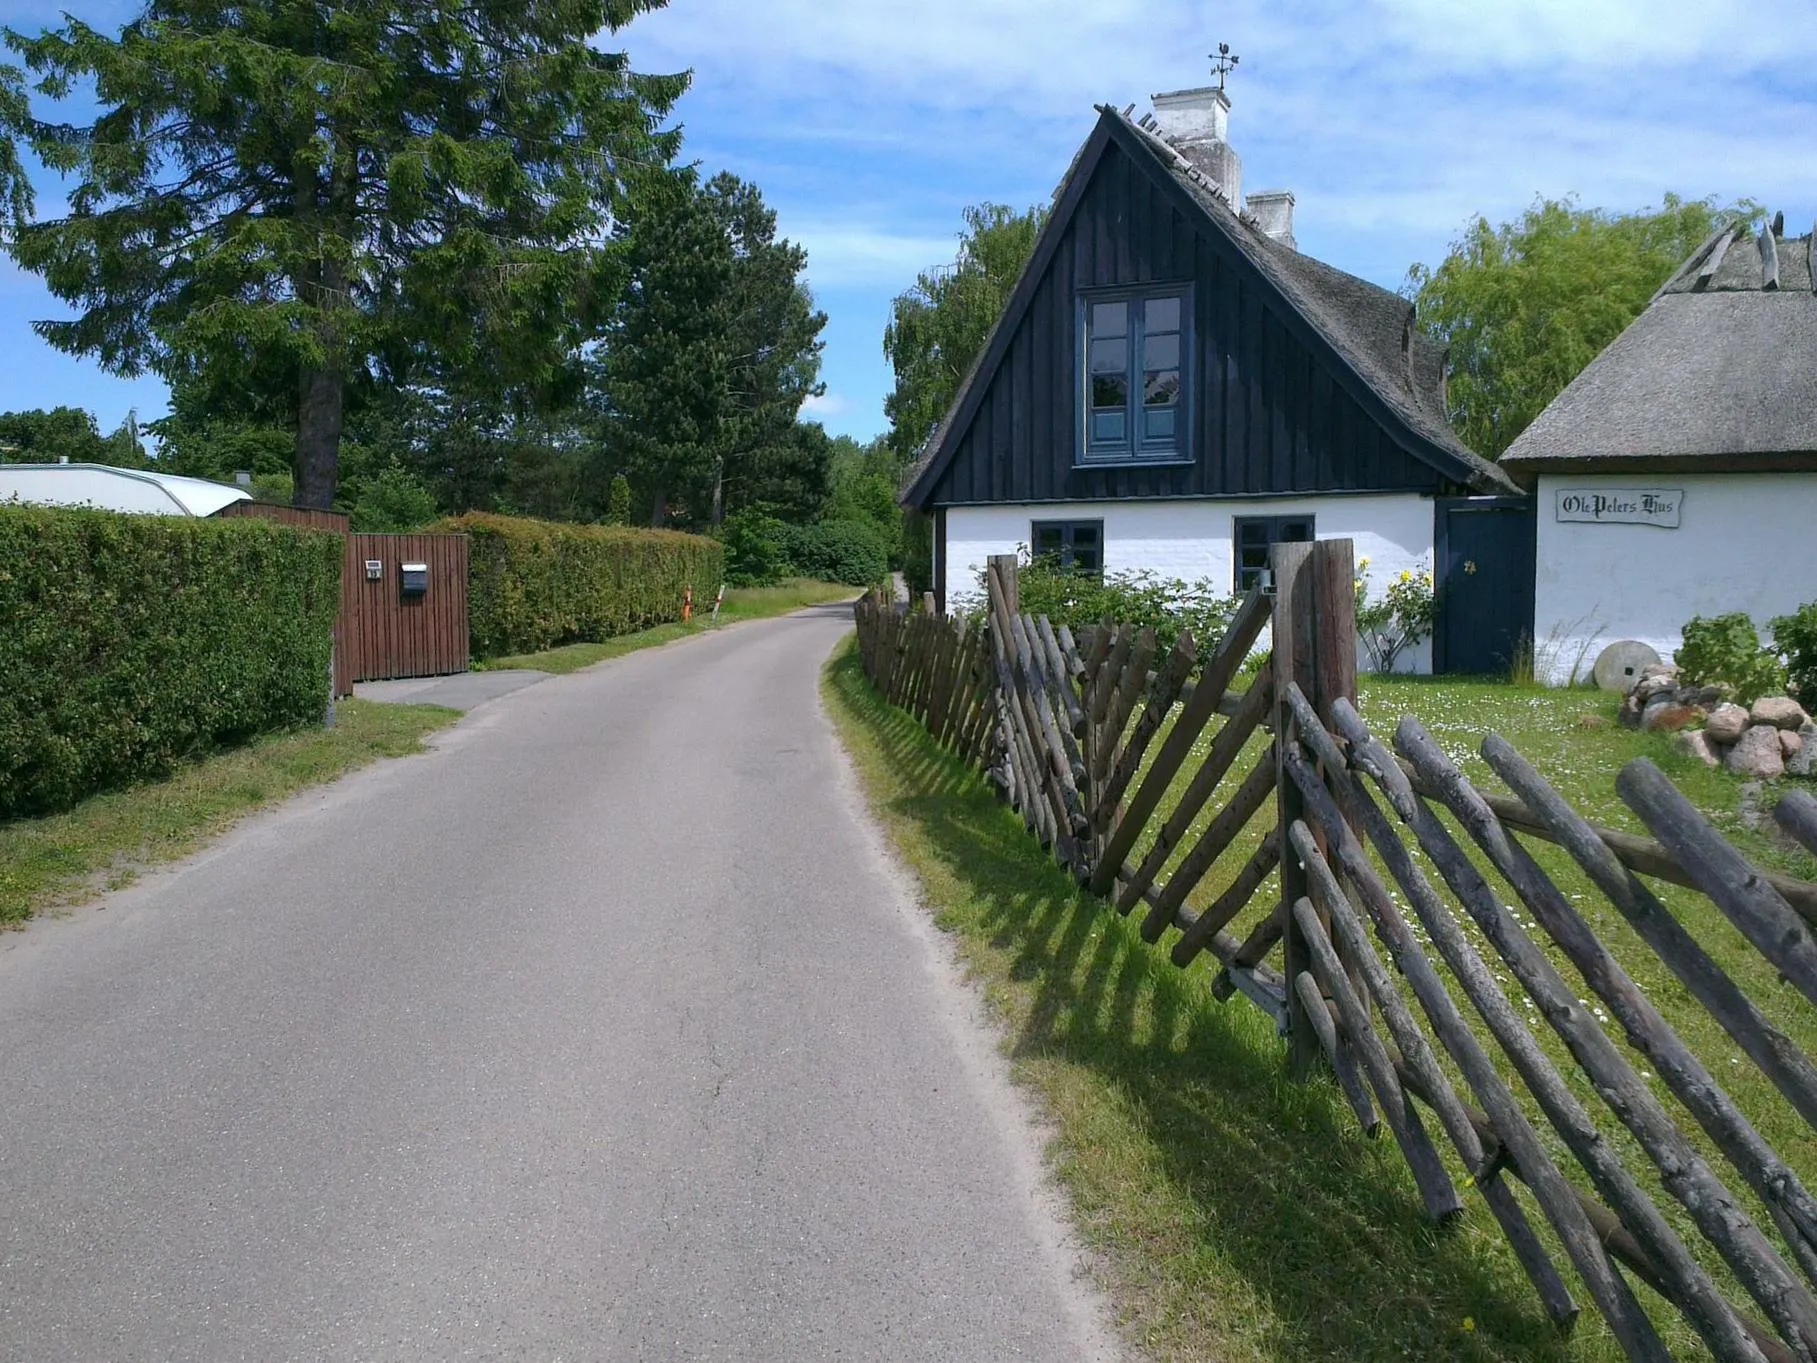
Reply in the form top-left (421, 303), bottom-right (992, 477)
top-left (0, 505), bottom-right (342, 819)
top-left (720, 506), bottom-right (789, 588)
top-left (438, 512), bottom-right (724, 657)
top-left (1675, 612), bottom-right (1786, 704)
top-left (605, 474), bottom-right (633, 527)
top-left (1355, 557), bottom-right (1437, 675)
top-left (778, 519), bottom-right (890, 586)
top-left (1004, 555), bottom-right (1241, 655)
top-left (1771, 602), bottom-right (1817, 705)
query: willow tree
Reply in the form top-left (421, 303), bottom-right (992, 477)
top-left (0, 1), bottom-right (684, 507)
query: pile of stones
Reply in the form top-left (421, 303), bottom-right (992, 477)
top-left (1617, 663), bottom-right (1815, 779)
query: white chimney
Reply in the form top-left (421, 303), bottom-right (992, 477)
top-left (1150, 86), bottom-right (1241, 205)
top-left (1246, 190), bottom-right (1297, 249)
top-left (234, 469), bottom-right (253, 487)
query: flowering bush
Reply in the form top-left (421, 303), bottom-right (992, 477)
top-left (972, 550), bottom-right (1241, 655)
top-left (1355, 557), bottom-right (1436, 674)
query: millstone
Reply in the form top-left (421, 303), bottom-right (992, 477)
top-left (1593, 640), bottom-right (1662, 694)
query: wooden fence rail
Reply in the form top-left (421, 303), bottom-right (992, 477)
top-left (852, 542), bottom-right (1817, 1363)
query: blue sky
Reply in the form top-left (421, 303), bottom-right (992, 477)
top-left (3, 0), bottom-right (1813, 444)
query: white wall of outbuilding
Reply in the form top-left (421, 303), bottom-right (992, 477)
top-left (1532, 472), bottom-right (1817, 684)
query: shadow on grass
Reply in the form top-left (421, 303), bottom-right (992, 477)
top-left (828, 646), bottom-right (1600, 1362)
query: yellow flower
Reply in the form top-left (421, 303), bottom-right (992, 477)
top-left (1463, 1316), bottom-right (1476, 1333)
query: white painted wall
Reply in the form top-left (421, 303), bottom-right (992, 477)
top-left (1534, 472), bottom-right (1817, 684)
top-left (945, 493), bottom-right (1436, 672)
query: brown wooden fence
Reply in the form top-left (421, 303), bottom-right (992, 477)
top-left (215, 504), bottom-right (469, 692)
top-left (853, 543), bottom-right (1817, 1363)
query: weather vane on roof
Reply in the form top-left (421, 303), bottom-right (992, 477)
top-left (1210, 42), bottom-right (1240, 91)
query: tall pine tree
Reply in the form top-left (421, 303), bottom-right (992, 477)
top-left (0, 0), bottom-right (685, 507)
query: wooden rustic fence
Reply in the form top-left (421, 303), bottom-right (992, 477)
top-left (853, 542), bottom-right (1817, 1363)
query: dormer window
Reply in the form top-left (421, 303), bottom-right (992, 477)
top-left (1079, 287), bottom-right (1191, 464)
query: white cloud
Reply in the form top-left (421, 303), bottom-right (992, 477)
top-left (791, 223), bottom-right (968, 289)
top-left (800, 392), bottom-right (849, 418)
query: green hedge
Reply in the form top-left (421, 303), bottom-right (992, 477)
top-left (439, 512), bottom-right (725, 657)
top-left (0, 506), bottom-right (342, 819)
top-left (778, 520), bottom-right (890, 586)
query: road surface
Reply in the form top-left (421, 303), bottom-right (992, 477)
top-left (0, 604), bottom-right (1119, 1362)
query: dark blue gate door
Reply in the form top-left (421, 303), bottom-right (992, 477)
top-left (1435, 498), bottom-right (1536, 675)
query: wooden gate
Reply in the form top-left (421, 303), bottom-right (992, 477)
top-left (341, 532), bottom-right (469, 685)
top-left (215, 505), bottom-right (468, 693)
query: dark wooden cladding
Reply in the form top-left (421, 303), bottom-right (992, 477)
top-left (342, 533), bottom-right (469, 684)
top-left (921, 137), bottom-right (1450, 508)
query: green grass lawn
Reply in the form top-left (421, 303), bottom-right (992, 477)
top-left (825, 640), bottom-right (1817, 1363)
top-left (0, 699), bottom-right (458, 926)
top-left (478, 578), bottom-right (858, 674)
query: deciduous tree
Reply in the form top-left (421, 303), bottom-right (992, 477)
top-left (1406, 194), bottom-right (1757, 458)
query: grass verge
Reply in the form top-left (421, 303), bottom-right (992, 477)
top-left (0, 699), bottom-right (458, 926)
top-left (823, 636), bottom-right (1586, 1362)
top-left (478, 578), bottom-right (857, 674)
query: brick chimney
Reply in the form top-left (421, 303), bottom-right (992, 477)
top-left (1246, 190), bottom-right (1296, 249)
top-left (1150, 86), bottom-right (1241, 205)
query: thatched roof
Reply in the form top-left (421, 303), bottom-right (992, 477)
top-left (1502, 220), bottom-right (1817, 474)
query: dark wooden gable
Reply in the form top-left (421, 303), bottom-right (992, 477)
top-left (913, 117), bottom-right (1465, 508)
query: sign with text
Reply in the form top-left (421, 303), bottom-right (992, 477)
top-left (1555, 488), bottom-right (1683, 528)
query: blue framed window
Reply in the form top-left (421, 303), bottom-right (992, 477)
top-left (1031, 519), bottom-right (1102, 574)
top-left (1080, 287), bottom-right (1190, 463)
top-left (1234, 515), bottom-right (1314, 593)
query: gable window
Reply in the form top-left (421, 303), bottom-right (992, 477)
top-left (1081, 288), bottom-right (1190, 463)
top-left (1031, 519), bottom-right (1103, 574)
top-left (1233, 515), bottom-right (1314, 593)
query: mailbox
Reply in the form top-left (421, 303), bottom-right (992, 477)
top-left (364, 559), bottom-right (383, 582)
top-left (400, 562), bottom-right (429, 596)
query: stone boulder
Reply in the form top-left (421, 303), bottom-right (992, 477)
top-left (1674, 730), bottom-right (1720, 768)
top-left (1724, 724), bottom-right (1786, 779)
top-left (1706, 703), bottom-right (1751, 745)
top-left (1781, 729), bottom-right (1804, 758)
top-left (1641, 699), bottom-right (1702, 733)
top-left (1790, 722), bottom-right (1817, 778)
top-left (1750, 696), bottom-right (1808, 730)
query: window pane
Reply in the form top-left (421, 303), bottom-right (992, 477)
top-left (1143, 333), bottom-right (1180, 371)
top-left (1034, 525), bottom-right (1064, 554)
top-left (1144, 407), bottom-right (1176, 442)
top-left (1072, 544), bottom-right (1101, 574)
top-left (1280, 520), bottom-right (1313, 542)
top-left (1091, 372), bottom-right (1128, 408)
top-left (1238, 521), bottom-right (1271, 548)
top-left (1090, 300), bottom-right (1128, 338)
top-left (1091, 409), bottom-right (1126, 444)
top-left (1069, 525), bottom-right (1099, 547)
top-left (1090, 336), bottom-right (1128, 374)
top-left (1145, 296), bottom-right (1180, 333)
top-left (1144, 370), bottom-right (1180, 406)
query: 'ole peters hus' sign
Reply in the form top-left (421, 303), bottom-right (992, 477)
top-left (1555, 488), bottom-right (1683, 529)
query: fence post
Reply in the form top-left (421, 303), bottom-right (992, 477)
top-left (987, 554), bottom-right (1019, 615)
top-left (1275, 537), bottom-right (1358, 1078)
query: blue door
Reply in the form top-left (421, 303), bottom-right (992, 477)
top-left (1435, 498), bottom-right (1536, 675)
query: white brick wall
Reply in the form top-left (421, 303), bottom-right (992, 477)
top-left (944, 493), bottom-right (1437, 672)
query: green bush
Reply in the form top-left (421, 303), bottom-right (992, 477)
top-left (1771, 602), bottom-right (1817, 705)
top-left (1005, 555), bottom-right (1241, 655)
top-left (778, 519), bottom-right (890, 586)
top-left (0, 506), bottom-right (342, 819)
top-left (440, 512), bottom-right (725, 657)
top-left (720, 506), bottom-right (789, 588)
top-left (1675, 612), bottom-right (1786, 704)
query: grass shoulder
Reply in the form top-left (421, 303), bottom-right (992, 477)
top-left (822, 637), bottom-right (1585, 1362)
top-left (477, 579), bottom-right (857, 674)
top-left (0, 699), bottom-right (458, 926)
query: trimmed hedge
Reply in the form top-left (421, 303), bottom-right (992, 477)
top-left (0, 506), bottom-right (342, 819)
top-left (439, 512), bottom-right (725, 657)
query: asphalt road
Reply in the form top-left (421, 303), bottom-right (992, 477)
top-left (0, 604), bottom-right (1119, 1362)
